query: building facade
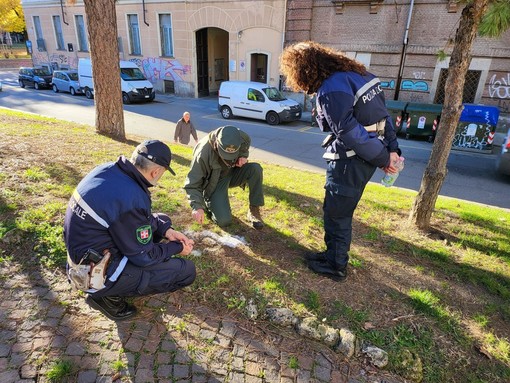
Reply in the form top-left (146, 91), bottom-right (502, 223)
top-left (20, 0), bottom-right (510, 111)
top-left (21, 0), bottom-right (287, 97)
top-left (285, 0), bottom-right (510, 113)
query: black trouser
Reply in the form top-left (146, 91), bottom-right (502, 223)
top-left (323, 157), bottom-right (376, 270)
top-left (93, 257), bottom-right (196, 298)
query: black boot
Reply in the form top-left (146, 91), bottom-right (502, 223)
top-left (304, 251), bottom-right (328, 262)
top-left (307, 259), bottom-right (347, 282)
top-left (86, 295), bottom-right (137, 321)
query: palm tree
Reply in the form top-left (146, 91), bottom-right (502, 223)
top-left (409, 0), bottom-right (510, 230)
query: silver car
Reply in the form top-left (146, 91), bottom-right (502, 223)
top-left (496, 128), bottom-right (510, 177)
top-left (52, 70), bottom-right (82, 95)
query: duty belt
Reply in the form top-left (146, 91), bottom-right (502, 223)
top-left (364, 119), bottom-right (386, 135)
top-left (67, 250), bottom-right (111, 293)
top-left (322, 119), bottom-right (386, 160)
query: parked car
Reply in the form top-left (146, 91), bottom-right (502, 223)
top-left (496, 128), bottom-right (510, 177)
top-left (218, 81), bottom-right (302, 125)
top-left (78, 58), bottom-right (155, 103)
top-left (52, 70), bottom-right (82, 95)
top-left (18, 67), bottom-right (52, 90)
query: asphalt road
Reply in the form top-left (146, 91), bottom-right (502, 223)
top-left (1, 69), bottom-right (509, 210)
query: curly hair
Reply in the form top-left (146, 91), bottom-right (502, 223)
top-left (280, 41), bottom-right (367, 94)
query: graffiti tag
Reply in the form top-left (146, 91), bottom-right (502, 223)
top-left (452, 123), bottom-right (491, 150)
top-left (488, 73), bottom-right (510, 99)
top-left (413, 71), bottom-right (425, 79)
top-left (380, 79), bottom-right (429, 92)
top-left (401, 80), bottom-right (429, 92)
top-left (380, 80), bottom-right (395, 89)
top-left (130, 57), bottom-right (191, 83)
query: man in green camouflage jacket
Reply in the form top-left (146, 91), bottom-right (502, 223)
top-left (184, 125), bottom-right (264, 229)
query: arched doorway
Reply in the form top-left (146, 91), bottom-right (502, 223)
top-left (250, 53), bottom-right (268, 83)
top-left (195, 27), bottom-right (229, 97)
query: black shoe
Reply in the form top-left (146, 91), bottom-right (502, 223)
top-left (307, 260), bottom-right (347, 282)
top-left (304, 251), bottom-right (328, 262)
top-left (85, 295), bottom-right (137, 321)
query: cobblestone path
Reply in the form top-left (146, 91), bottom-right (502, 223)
top-left (0, 257), bottom-right (403, 383)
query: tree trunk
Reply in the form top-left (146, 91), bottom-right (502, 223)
top-left (409, 0), bottom-right (489, 230)
top-left (83, 0), bottom-right (125, 140)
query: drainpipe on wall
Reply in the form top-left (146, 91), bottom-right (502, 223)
top-left (394, 0), bottom-right (415, 100)
top-left (280, 0), bottom-right (288, 91)
top-left (60, 0), bottom-right (68, 25)
top-left (142, 0), bottom-right (149, 26)
top-left (281, 0), bottom-right (288, 54)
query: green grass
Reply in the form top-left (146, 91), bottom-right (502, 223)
top-left (304, 290), bottom-right (322, 316)
top-left (288, 355), bottom-right (299, 369)
top-left (1, 108), bottom-right (510, 383)
top-left (111, 359), bottom-right (127, 372)
top-left (46, 359), bottom-right (74, 382)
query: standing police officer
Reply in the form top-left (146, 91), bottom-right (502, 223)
top-left (64, 140), bottom-right (196, 320)
top-left (280, 41), bottom-right (402, 281)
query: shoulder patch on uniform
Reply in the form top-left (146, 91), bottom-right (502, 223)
top-left (136, 225), bottom-right (152, 244)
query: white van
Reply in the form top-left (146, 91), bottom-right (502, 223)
top-left (78, 58), bottom-right (155, 104)
top-left (218, 81), bottom-right (302, 125)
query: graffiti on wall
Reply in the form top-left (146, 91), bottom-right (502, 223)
top-left (488, 73), bottom-right (510, 99)
top-left (32, 52), bottom-right (79, 70)
top-left (380, 80), bottom-right (395, 89)
top-left (31, 52), bottom-right (48, 67)
top-left (486, 73), bottom-right (510, 112)
top-left (413, 71), bottom-right (426, 79)
top-left (31, 53), bottom-right (191, 85)
top-left (402, 80), bottom-right (429, 92)
top-left (49, 53), bottom-right (78, 70)
top-left (380, 79), bottom-right (429, 92)
top-left (129, 57), bottom-right (191, 84)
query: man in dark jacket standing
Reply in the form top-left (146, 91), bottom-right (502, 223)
top-left (174, 111), bottom-right (198, 145)
top-left (184, 125), bottom-right (264, 229)
top-left (280, 41), bottom-right (402, 282)
top-left (64, 140), bottom-right (196, 320)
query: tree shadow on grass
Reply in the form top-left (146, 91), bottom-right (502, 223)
top-left (96, 132), bottom-right (141, 148)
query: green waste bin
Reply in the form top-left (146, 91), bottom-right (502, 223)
top-left (405, 103), bottom-right (443, 142)
top-left (385, 100), bottom-right (408, 135)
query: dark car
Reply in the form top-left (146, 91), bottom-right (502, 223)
top-left (496, 128), bottom-right (510, 177)
top-left (18, 67), bottom-right (53, 90)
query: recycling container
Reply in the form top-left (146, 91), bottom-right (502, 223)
top-left (385, 100), bottom-right (408, 135)
top-left (405, 103), bottom-right (443, 142)
top-left (452, 104), bottom-right (500, 152)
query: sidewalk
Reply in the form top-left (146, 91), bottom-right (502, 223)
top-left (0, 250), bottom-right (403, 383)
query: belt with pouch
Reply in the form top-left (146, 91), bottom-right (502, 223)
top-left (322, 119), bottom-right (386, 160)
top-left (67, 249), bottom-right (111, 292)
top-left (364, 118), bottom-right (386, 136)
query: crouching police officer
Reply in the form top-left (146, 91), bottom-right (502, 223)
top-left (64, 140), bottom-right (196, 321)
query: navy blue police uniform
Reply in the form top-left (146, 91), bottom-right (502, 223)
top-left (315, 71), bottom-right (401, 272)
top-left (64, 155), bottom-right (196, 299)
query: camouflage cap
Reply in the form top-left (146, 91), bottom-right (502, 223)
top-left (217, 126), bottom-right (241, 161)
